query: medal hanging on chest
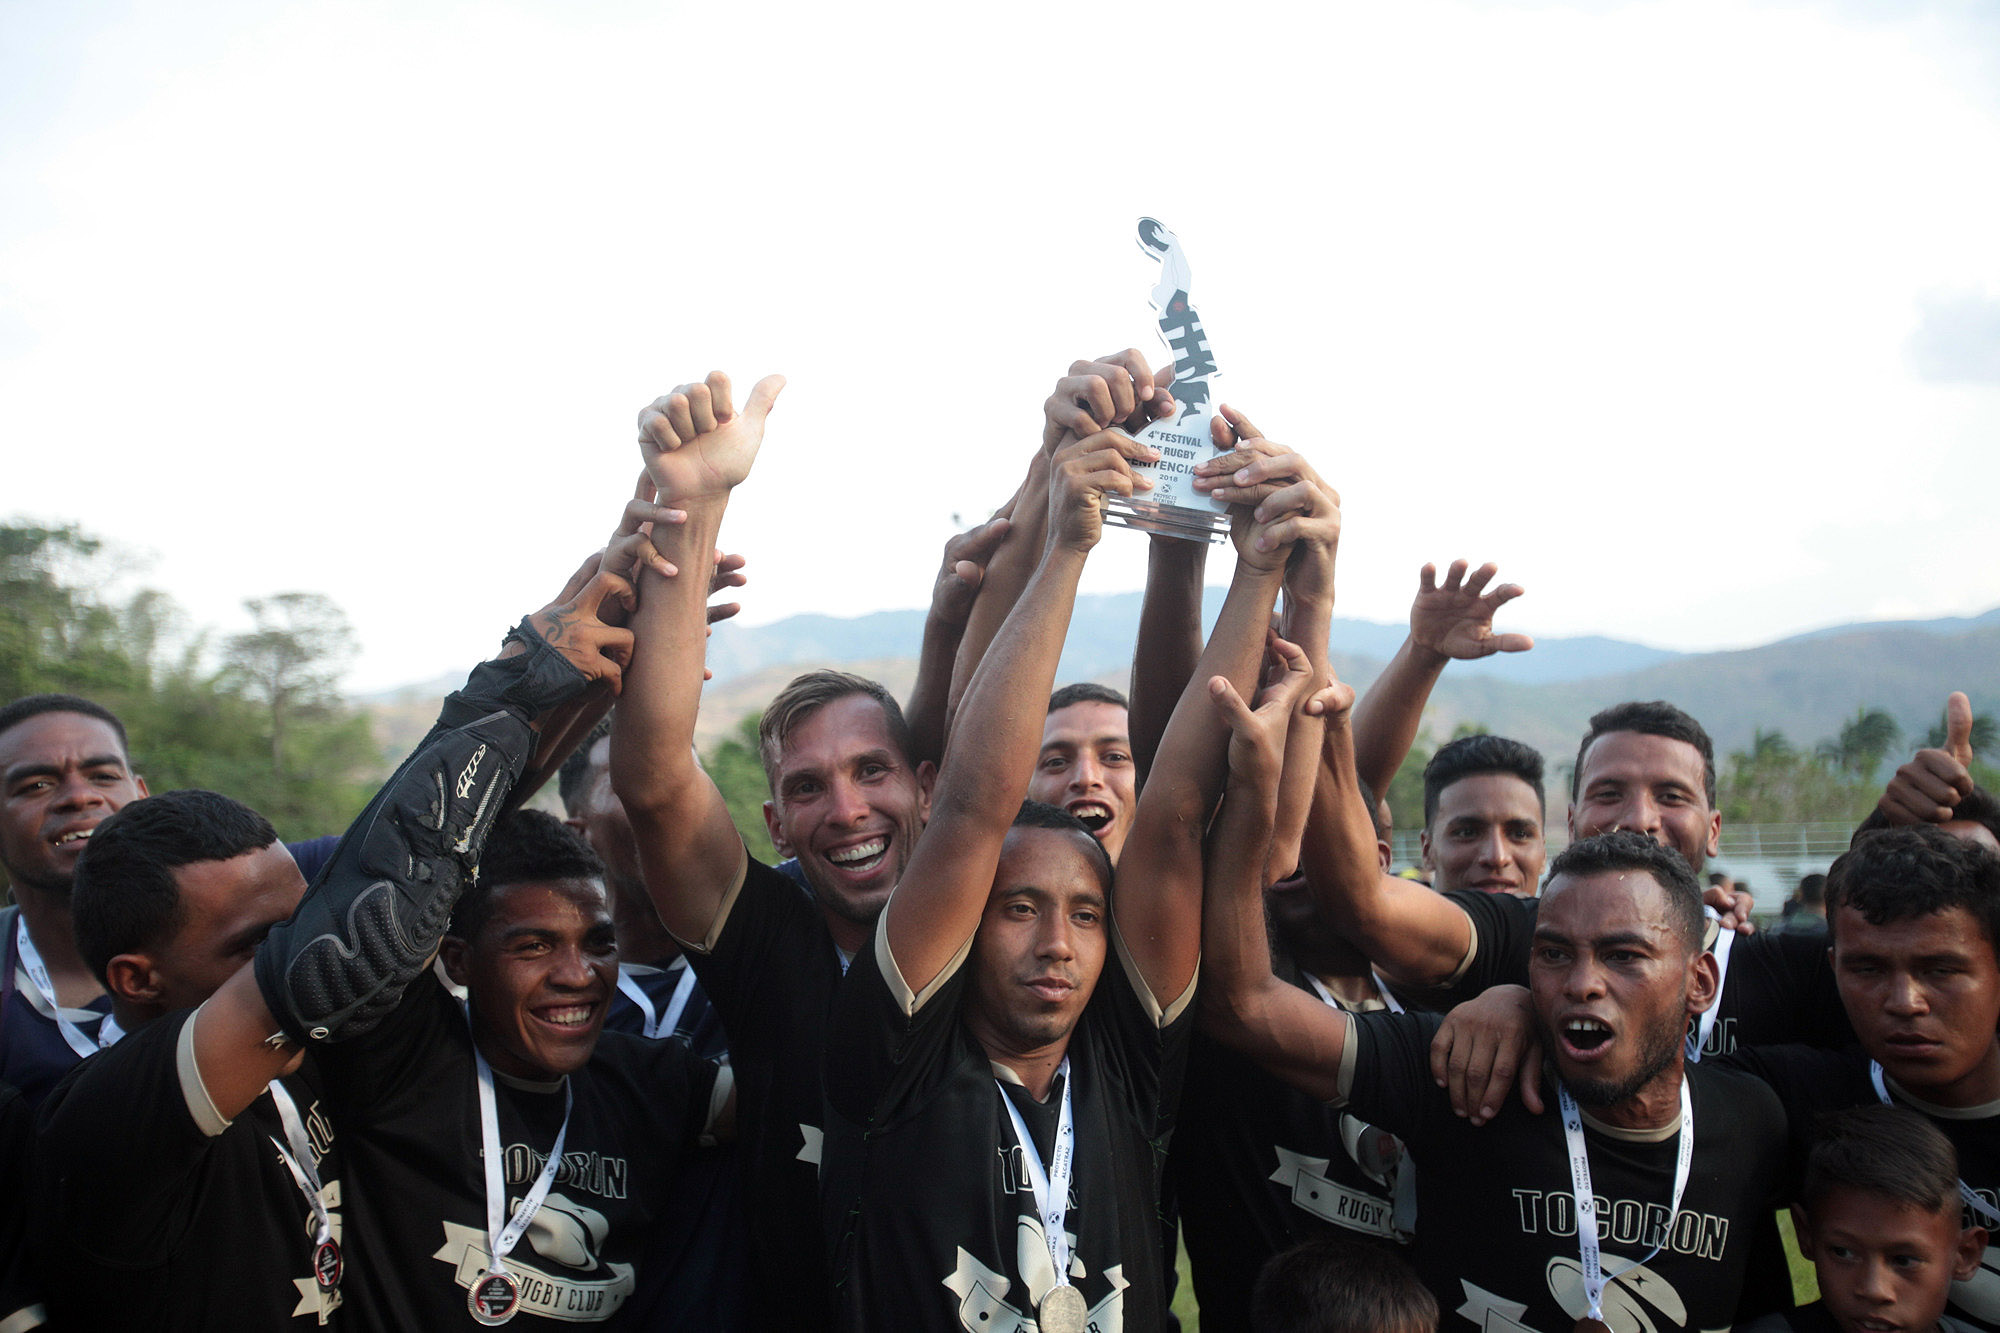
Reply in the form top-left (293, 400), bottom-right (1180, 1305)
top-left (997, 1058), bottom-right (1084, 1328)
top-left (1037, 1280), bottom-right (1089, 1333)
top-left (467, 1006), bottom-right (573, 1326)
top-left (468, 1270), bottom-right (522, 1326)
top-left (268, 1081), bottom-right (341, 1307)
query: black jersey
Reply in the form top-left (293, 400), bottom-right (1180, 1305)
top-left (1173, 957), bottom-right (1410, 1333)
top-left (1719, 1043), bottom-right (2000, 1330)
top-left (0, 1081), bottom-right (42, 1332)
top-left (601, 958), bottom-right (747, 1332)
top-left (0, 906), bottom-right (116, 1109)
top-left (1426, 889), bottom-right (1852, 1054)
top-left (821, 916), bottom-right (1193, 1332)
top-left (313, 975), bottom-right (718, 1331)
top-left (1342, 1009), bottom-right (1788, 1333)
top-left (32, 1008), bottom-right (345, 1330)
top-left (676, 854), bottom-right (852, 1330)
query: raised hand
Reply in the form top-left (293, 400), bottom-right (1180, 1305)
top-left (1042, 350), bottom-right (1177, 454)
top-left (636, 370), bottom-right (785, 504)
top-left (1046, 428), bottom-right (1157, 554)
top-left (529, 571), bottom-right (638, 694)
top-left (1216, 410), bottom-right (1340, 577)
top-left (1210, 631), bottom-right (1318, 786)
top-left (1408, 560), bottom-right (1534, 663)
top-left (929, 517), bottom-right (1013, 627)
top-left (1189, 409), bottom-right (1325, 509)
top-left (1879, 692), bottom-right (1978, 824)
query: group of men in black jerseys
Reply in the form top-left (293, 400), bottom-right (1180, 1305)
top-left (3, 350), bottom-right (2000, 1333)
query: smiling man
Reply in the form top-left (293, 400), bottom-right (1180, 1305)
top-left (612, 372), bottom-right (952, 1328)
top-left (1027, 682), bottom-right (1138, 862)
top-left (29, 554), bottom-right (626, 1331)
top-left (1203, 825), bottom-right (1791, 1331)
top-left (308, 809), bottom-right (727, 1330)
top-left (0, 694), bottom-right (146, 1103)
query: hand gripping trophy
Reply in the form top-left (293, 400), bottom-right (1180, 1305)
top-left (1103, 217), bottom-right (1233, 543)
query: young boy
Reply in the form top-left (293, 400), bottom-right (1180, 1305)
top-left (1252, 1235), bottom-right (1437, 1333)
top-left (1744, 1105), bottom-right (1986, 1333)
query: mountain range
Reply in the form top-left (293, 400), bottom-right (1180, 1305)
top-left (363, 599), bottom-right (2000, 773)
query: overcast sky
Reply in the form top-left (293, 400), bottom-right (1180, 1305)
top-left (6, 0), bottom-right (1998, 692)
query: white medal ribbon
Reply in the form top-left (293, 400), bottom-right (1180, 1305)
top-left (471, 1016), bottom-right (573, 1279)
top-left (996, 1057), bottom-right (1076, 1292)
top-left (1307, 972), bottom-right (1417, 1234)
top-left (614, 963), bottom-right (697, 1041)
top-left (268, 1081), bottom-right (334, 1247)
top-left (1868, 1060), bottom-right (2000, 1228)
top-left (1306, 972), bottom-right (1406, 1015)
top-left (1558, 1077), bottom-right (1694, 1323)
top-left (1686, 907), bottom-right (1733, 1063)
top-left (15, 918), bottom-right (121, 1058)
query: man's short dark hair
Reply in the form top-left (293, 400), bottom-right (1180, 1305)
top-left (1803, 1103), bottom-right (1961, 1217)
top-left (0, 693), bottom-right (132, 758)
top-left (71, 789), bottom-right (277, 985)
top-left (1797, 873), bottom-right (1826, 908)
top-left (1251, 1235), bottom-right (1438, 1333)
top-left (556, 714), bottom-right (614, 818)
top-left (450, 810), bottom-right (605, 940)
top-left (757, 671), bottom-right (915, 793)
top-left (1827, 825), bottom-right (2000, 953)
top-left (1421, 734), bottom-right (1545, 827)
top-left (1572, 701), bottom-right (1716, 806)
top-left (1011, 800), bottom-right (1113, 890)
top-left (1047, 682), bottom-right (1128, 714)
top-left (1544, 830), bottom-right (1705, 952)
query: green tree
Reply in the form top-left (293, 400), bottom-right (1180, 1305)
top-left (0, 522), bottom-right (380, 849)
top-left (704, 712), bottom-right (777, 862)
top-left (224, 593), bottom-right (356, 778)
top-left (0, 523), bottom-right (150, 701)
top-left (1816, 707), bottom-right (1902, 780)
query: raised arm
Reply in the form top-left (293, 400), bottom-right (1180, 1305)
top-left (1197, 413), bottom-right (1343, 882)
top-left (1115, 409), bottom-right (1331, 1006)
top-left (1126, 537), bottom-right (1207, 786)
top-left (885, 428), bottom-right (1154, 994)
top-left (903, 515), bottom-right (1012, 769)
top-left (236, 572), bottom-right (627, 1116)
top-left (1301, 685), bottom-right (1475, 987)
top-left (610, 371), bottom-right (784, 945)
top-left (1197, 637), bottom-right (1352, 1103)
top-left (1349, 560), bottom-right (1533, 799)
top-left (945, 352), bottom-right (1175, 741)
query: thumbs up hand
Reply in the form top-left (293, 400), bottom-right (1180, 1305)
top-left (1878, 692), bottom-right (1978, 825)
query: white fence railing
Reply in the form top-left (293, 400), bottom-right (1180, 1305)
top-left (1387, 822), bottom-right (1859, 905)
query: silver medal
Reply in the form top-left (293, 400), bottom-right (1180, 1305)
top-left (311, 1238), bottom-right (342, 1292)
top-left (468, 1270), bottom-right (520, 1325)
top-left (1038, 1282), bottom-right (1089, 1333)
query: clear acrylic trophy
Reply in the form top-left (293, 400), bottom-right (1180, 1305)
top-left (1103, 217), bottom-right (1233, 543)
